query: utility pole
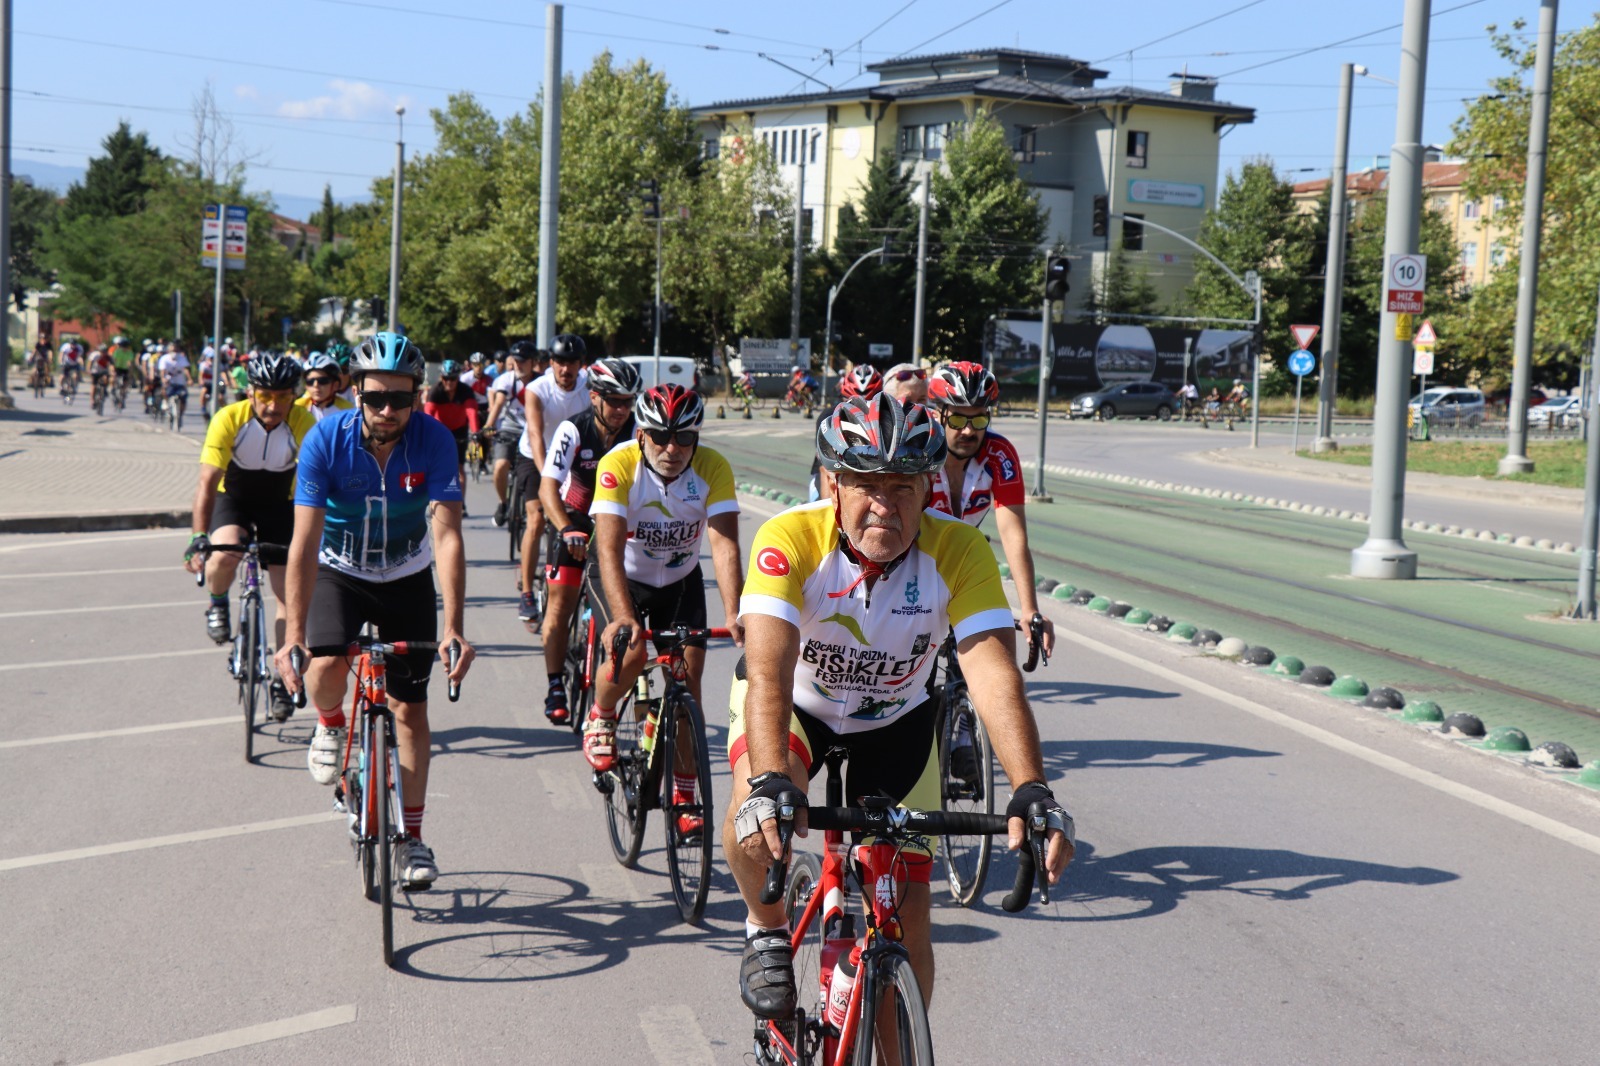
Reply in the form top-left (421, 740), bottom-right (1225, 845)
top-left (1248, 270), bottom-right (1262, 447)
top-left (1314, 62), bottom-right (1356, 453)
top-left (1500, 0), bottom-right (1559, 476)
top-left (0, 0), bottom-right (11, 398)
top-left (789, 136), bottom-right (807, 370)
top-left (822, 241), bottom-right (890, 405)
top-left (388, 106), bottom-right (404, 333)
top-left (174, 290), bottom-right (183, 343)
top-left (1575, 283), bottom-right (1600, 619)
top-left (912, 171), bottom-right (930, 367)
top-left (211, 205), bottom-right (226, 417)
top-left (537, 3), bottom-right (562, 347)
top-left (1351, 0), bottom-right (1429, 580)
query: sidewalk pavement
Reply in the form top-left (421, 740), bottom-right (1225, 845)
top-left (0, 392), bottom-right (197, 532)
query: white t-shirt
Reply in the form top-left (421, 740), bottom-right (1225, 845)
top-left (489, 370), bottom-right (532, 433)
top-left (157, 353), bottom-right (191, 385)
top-left (519, 369), bottom-right (590, 459)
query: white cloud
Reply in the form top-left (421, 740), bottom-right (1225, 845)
top-left (234, 84), bottom-right (260, 101)
top-left (276, 80), bottom-right (409, 120)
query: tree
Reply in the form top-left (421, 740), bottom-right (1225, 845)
top-left (56, 122), bottom-right (162, 224)
top-left (1089, 246), bottom-right (1162, 322)
top-left (1184, 159), bottom-right (1318, 362)
top-left (926, 108), bottom-right (1049, 360)
top-left (319, 185), bottom-right (338, 245)
top-left (1450, 16), bottom-right (1600, 385)
top-left (828, 148), bottom-right (918, 366)
top-left (10, 178), bottom-right (58, 295)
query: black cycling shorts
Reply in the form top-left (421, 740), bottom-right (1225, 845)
top-left (451, 426), bottom-right (469, 466)
top-left (511, 454), bottom-right (542, 509)
top-left (304, 566), bottom-right (438, 703)
top-left (585, 563), bottom-right (707, 648)
top-left (210, 492), bottom-right (294, 550)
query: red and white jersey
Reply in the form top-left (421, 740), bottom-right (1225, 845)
top-left (928, 431), bottom-right (1025, 528)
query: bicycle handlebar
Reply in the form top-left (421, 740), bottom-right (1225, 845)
top-left (288, 647), bottom-right (308, 709)
top-left (606, 625), bottom-right (734, 682)
top-left (759, 796), bottom-right (1051, 913)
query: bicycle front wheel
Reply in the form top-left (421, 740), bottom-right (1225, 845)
top-left (563, 603), bottom-right (594, 734)
top-left (853, 953), bottom-right (934, 1066)
top-left (376, 718), bottom-right (396, 968)
top-left (239, 598), bottom-right (262, 762)
top-left (940, 686), bottom-right (995, 906)
top-left (662, 692), bottom-right (714, 924)
top-left (602, 693), bottom-right (649, 867)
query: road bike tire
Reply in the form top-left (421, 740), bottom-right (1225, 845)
top-left (939, 685), bottom-right (995, 907)
top-left (785, 851), bottom-right (823, 1026)
top-left (239, 597), bottom-right (261, 763)
top-left (357, 712), bottom-right (378, 902)
top-left (602, 692), bottom-right (649, 867)
top-left (563, 601), bottom-right (594, 734)
top-left (852, 953), bottom-right (933, 1066)
top-left (377, 717), bottom-right (396, 968)
top-left (663, 692), bottom-right (714, 924)
top-left (506, 477), bottom-right (524, 562)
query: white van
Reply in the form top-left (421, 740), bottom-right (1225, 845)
top-left (619, 355), bottom-right (699, 391)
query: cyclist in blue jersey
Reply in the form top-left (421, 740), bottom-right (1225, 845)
top-left (276, 332), bottom-right (475, 890)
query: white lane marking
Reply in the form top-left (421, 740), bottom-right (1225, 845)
top-left (0, 648), bottom-right (214, 673)
top-left (1056, 622), bottom-right (1600, 859)
top-left (79, 1004), bottom-right (358, 1065)
top-left (0, 565), bottom-right (177, 581)
top-left (538, 766), bottom-right (589, 811)
top-left (0, 599), bottom-right (194, 620)
top-left (0, 812), bottom-right (338, 872)
top-left (579, 860), bottom-right (643, 903)
top-left (639, 1005), bottom-right (716, 1065)
top-left (0, 530), bottom-right (180, 554)
top-left (0, 716), bottom-right (234, 749)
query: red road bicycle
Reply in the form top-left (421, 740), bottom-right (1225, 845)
top-left (298, 635), bottom-right (460, 968)
top-left (752, 748), bottom-right (1052, 1064)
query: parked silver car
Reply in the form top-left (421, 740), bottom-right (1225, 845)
top-left (1407, 386), bottom-right (1485, 428)
top-left (1070, 381), bottom-right (1178, 420)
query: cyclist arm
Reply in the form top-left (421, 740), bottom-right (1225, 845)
top-left (956, 627), bottom-right (1073, 882)
top-left (741, 612), bottom-right (806, 857)
top-left (706, 512), bottom-right (744, 646)
top-left (275, 505), bottom-right (326, 694)
top-left (429, 500), bottom-right (474, 682)
top-left (593, 512), bottom-right (642, 651)
top-left (537, 476), bottom-right (572, 534)
top-left (524, 391), bottom-right (548, 469)
top-left (993, 504), bottom-right (1054, 657)
top-left (484, 391), bottom-right (506, 432)
top-left (186, 465), bottom-right (225, 573)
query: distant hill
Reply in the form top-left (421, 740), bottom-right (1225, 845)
top-left (14, 155), bottom-right (369, 223)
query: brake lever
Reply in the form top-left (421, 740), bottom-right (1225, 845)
top-left (608, 626), bottom-right (632, 683)
top-left (446, 639), bottom-right (462, 703)
top-left (288, 647), bottom-right (308, 710)
top-left (759, 799), bottom-right (796, 906)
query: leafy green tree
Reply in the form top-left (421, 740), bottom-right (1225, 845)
top-left (1184, 159), bottom-right (1317, 361)
top-left (1450, 16), bottom-right (1600, 385)
top-left (926, 109), bottom-right (1049, 359)
top-left (319, 184), bottom-right (338, 245)
top-left (1090, 245), bottom-right (1162, 321)
top-left (10, 178), bottom-right (58, 294)
top-left (828, 148), bottom-right (918, 366)
top-left (57, 122), bottom-right (163, 223)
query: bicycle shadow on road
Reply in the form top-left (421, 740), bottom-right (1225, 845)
top-left (1040, 737), bottom-right (1280, 775)
top-left (0, 407), bottom-right (76, 426)
top-left (1025, 679), bottom-right (1181, 706)
top-left (430, 724), bottom-right (580, 761)
top-left (392, 868), bottom-right (737, 981)
top-left (981, 839), bottom-right (1457, 922)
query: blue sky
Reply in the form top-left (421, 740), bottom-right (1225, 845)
top-left (14, 0), bottom-right (1551, 219)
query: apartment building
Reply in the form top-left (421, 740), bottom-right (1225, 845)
top-left (692, 48), bottom-right (1254, 311)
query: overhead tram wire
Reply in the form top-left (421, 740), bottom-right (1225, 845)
top-left (886, 0), bottom-right (1018, 61)
top-left (1215, 0), bottom-right (1490, 78)
top-left (17, 89), bottom-right (402, 145)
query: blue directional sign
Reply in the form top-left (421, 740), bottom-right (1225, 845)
top-left (1288, 349), bottom-right (1316, 377)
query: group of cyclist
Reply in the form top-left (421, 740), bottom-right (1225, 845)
top-left (179, 330), bottom-right (1074, 1022)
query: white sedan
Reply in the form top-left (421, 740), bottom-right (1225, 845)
top-left (1527, 396), bottom-right (1584, 426)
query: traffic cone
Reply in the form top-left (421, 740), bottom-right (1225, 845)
top-left (773, 406), bottom-right (781, 419)
top-left (717, 404), bottom-right (726, 419)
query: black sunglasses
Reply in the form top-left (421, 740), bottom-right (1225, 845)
top-left (645, 429), bottom-right (698, 448)
top-left (359, 389), bottom-right (416, 411)
top-left (304, 376), bottom-right (336, 386)
top-left (600, 394), bottom-right (635, 408)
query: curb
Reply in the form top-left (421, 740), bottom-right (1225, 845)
top-left (1023, 460), bottom-right (1581, 556)
top-left (0, 508), bottom-right (191, 534)
top-left (733, 478), bottom-right (1599, 794)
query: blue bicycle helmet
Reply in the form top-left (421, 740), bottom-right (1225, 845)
top-left (303, 352), bottom-right (339, 374)
top-left (350, 331), bottom-right (426, 383)
top-left (440, 359), bottom-right (462, 378)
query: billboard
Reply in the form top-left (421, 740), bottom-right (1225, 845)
top-left (985, 319), bottom-right (1257, 395)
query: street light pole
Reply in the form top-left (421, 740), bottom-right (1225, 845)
top-left (388, 106), bottom-right (405, 333)
top-left (1500, 0), bottom-right (1559, 476)
top-left (0, 0), bottom-right (12, 398)
top-left (1575, 282), bottom-right (1600, 619)
top-left (1351, 0), bottom-right (1430, 580)
top-left (1314, 62), bottom-right (1357, 453)
top-left (536, 3), bottom-right (562, 347)
top-left (912, 171), bottom-right (930, 367)
top-left (821, 242), bottom-right (889, 405)
top-left (789, 138), bottom-right (808, 371)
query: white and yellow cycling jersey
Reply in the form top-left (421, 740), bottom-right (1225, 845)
top-left (199, 399), bottom-right (316, 498)
top-left (590, 440), bottom-right (738, 587)
top-left (740, 501), bottom-right (1012, 734)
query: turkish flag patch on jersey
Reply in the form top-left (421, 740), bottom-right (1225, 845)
top-left (756, 547), bottom-right (791, 577)
top-left (600, 471), bottom-right (619, 490)
top-left (400, 472), bottom-right (426, 491)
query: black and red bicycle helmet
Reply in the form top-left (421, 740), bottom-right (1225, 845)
top-left (634, 384), bottom-right (704, 432)
top-left (927, 360), bottom-right (999, 408)
top-left (839, 364), bottom-right (884, 401)
top-left (816, 393), bottom-right (945, 475)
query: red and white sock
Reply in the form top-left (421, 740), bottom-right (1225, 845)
top-left (317, 705), bottom-right (345, 729)
top-left (403, 806), bottom-right (425, 841)
top-left (673, 772), bottom-right (697, 802)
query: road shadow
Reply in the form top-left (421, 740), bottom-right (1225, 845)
top-left (393, 868), bottom-right (734, 981)
top-left (976, 839), bottom-right (1457, 921)
top-left (1026, 679), bottom-right (1182, 706)
top-left (0, 407), bottom-right (76, 426)
top-left (430, 724), bottom-right (575, 761)
top-left (1040, 737), bottom-right (1280, 775)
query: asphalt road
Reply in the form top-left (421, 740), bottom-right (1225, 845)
top-left (994, 415), bottom-right (1586, 547)
top-left (6, 471), bottom-right (1600, 1065)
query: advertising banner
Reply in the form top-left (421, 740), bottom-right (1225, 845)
top-left (985, 319), bottom-right (1257, 395)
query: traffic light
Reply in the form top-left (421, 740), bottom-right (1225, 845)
top-left (638, 178), bottom-right (661, 221)
top-left (1091, 195), bottom-right (1109, 238)
top-left (659, 302), bottom-right (676, 325)
top-left (1045, 255), bottom-right (1071, 300)
top-left (370, 295), bottom-right (386, 325)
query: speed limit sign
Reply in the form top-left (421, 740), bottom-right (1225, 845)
top-left (1386, 253), bottom-right (1427, 313)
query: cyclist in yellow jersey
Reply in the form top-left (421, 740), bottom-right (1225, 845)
top-left (583, 385), bottom-right (745, 839)
top-left (725, 393), bottom-right (1075, 1022)
top-left (184, 354), bottom-right (317, 721)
